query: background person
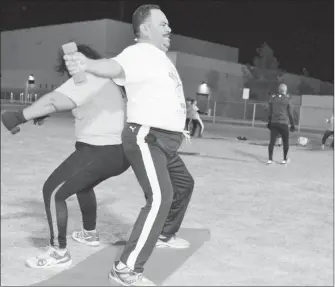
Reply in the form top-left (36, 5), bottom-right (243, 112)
top-left (189, 99), bottom-right (204, 138)
top-left (267, 83), bottom-right (295, 165)
top-left (321, 113), bottom-right (334, 150)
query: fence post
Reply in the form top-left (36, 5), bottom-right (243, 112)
top-left (298, 106), bottom-right (302, 132)
top-left (212, 101), bottom-right (216, 124)
top-left (252, 103), bottom-right (256, 127)
top-left (243, 99), bottom-right (247, 120)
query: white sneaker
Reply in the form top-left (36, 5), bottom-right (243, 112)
top-left (156, 235), bottom-right (190, 249)
top-left (267, 160), bottom-right (273, 165)
top-left (25, 246), bottom-right (72, 269)
top-left (72, 229), bottom-right (100, 246)
top-left (108, 261), bottom-right (156, 286)
top-left (321, 145), bottom-right (325, 150)
top-left (281, 158), bottom-right (290, 165)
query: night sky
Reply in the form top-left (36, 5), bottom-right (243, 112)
top-left (1, 0), bottom-right (334, 82)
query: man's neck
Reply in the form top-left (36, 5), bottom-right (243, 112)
top-left (137, 39), bottom-right (166, 53)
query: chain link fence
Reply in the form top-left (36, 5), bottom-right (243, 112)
top-left (202, 100), bottom-right (333, 132)
top-left (1, 89), bottom-right (333, 132)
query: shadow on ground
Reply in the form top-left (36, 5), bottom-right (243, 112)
top-left (232, 149), bottom-right (267, 164)
top-left (33, 228), bottom-right (211, 286)
top-left (2, 196), bottom-right (130, 248)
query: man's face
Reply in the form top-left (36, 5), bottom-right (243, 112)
top-left (144, 9), bottom-right (172, 52)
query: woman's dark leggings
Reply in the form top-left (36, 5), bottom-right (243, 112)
top-left (185, 118), bottom-right (192, 131)
top-left (43, 142), bottom-right (130, 249)
top-left (322, 130), bottom-right (334, 145)
top-left (268, 123), bottom-right (290, 161)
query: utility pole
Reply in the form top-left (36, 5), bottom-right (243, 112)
top-left (119, 1), bottom-right (125, 21)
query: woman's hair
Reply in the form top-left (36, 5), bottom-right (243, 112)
top-left (55, 44), bottom-right (102, 76)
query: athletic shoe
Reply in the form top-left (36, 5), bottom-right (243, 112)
top-left (321, 145), bottom-right (325, 150)
top-left (155, 235), bottom-right (190, 249)
top-left (25, 246), bottom-right (72, 269)
top-left (267, 160), bottom-right (273, 165)
top-left (108, 261), bottom-right (155, 286)
top-left (281, 158), bottom-right (290, 165)
top-left (72, 229), bottom-right (100, 246)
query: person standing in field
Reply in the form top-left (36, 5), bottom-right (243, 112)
top-left (321, 113), bottom-right (334, 150)
top-left (189, 99), bottom-right (204, 138)
top-left (267, 83), bottom-right (295, 165)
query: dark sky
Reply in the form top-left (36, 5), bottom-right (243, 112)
top-left (1, 0), bottom-right (334, 82)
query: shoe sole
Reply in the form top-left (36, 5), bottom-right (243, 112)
top-left (108, 270), bottom-right (156, 286)
top-left (25, 259), bottom-right (72, 269)
top-left (72, 233), bottom-right (100, 246)
top-left (108, 270), bottom-right (130, 286)
top-left (155, 243), bottom-right (190, 249)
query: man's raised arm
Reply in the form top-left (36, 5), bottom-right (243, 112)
top-left (86, 58), bottom-right (125, 79)
top-left (64, 53), bottom-right (124, 79)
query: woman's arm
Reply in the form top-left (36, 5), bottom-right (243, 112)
top-left (23, 91), bottom-right (76, 121)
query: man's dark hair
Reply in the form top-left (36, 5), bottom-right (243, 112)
top-left (132, 4), bottom-right (161, 38)
top-left (55, 44), bottom-right (102, 76)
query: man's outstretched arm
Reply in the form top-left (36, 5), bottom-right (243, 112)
top-left (64, 53), bottom-right (125, 80)
top-left (86, 58), bottom-right (125, 79)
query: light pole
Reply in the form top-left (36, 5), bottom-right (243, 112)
top-left (24, 74), bottom-right (35, 105)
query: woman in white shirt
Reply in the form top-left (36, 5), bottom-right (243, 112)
top-left (189, 99), bottom-right (204, 137)
top-left (1, 45), bottom-right (130, 269)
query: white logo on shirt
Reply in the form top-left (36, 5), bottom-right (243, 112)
top-left (169, 70), bottom-right (185, 115)
top-left (129, 126), bottom-right (136, 132)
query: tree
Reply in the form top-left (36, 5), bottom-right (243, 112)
top-left (297, 79), bottom-right (316, 95)
top-left (243, 42), bottom-right (283, 101)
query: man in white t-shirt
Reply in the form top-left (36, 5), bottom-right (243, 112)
top-left (64, 4), bottom-right (194, 286)
top-left (1, 45), bottom-right (130, 269)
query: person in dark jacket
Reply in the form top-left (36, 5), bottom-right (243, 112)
top-left (267, 83), bottom-right (295, 165)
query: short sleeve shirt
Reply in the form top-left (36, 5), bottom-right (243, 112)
top-left (113, 43), bottom-right (186, 132)
top-left (55, 74), bottom-right (125, 145)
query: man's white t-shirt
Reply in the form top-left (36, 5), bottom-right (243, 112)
top-left (113, 43), bottom-right (186, 132)
top-left (55, 74), bottom-right (125, 146)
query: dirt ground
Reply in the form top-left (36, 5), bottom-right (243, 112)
top-left (1, 114), bottom-right (333, 286)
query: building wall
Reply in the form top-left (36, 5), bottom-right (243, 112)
top-left (1, 19), bottom-right (239, 90)
top-left (1, 19), bottom-right (333, 121)
top-left (170, 34), bottom-right (238, 63)
top-left (103, 19), bottom-right (239, 62)
top-left (175, 51), bottom-right (244, 101)
top-left (104, 19), bottom-right (134, 57)
top-left (1, 20), bottom-right (108, 89)
top-left (299, 95), bottom-right (334, 130)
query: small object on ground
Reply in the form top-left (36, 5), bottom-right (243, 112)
top-left (11, 126), bottom-right (20, 134)
top-left (296, 137), bottom-right (309, 147)
top-left (237, 136), bottom-right (247, 141)
top-left (178, 151), bottom-right (200, 156)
